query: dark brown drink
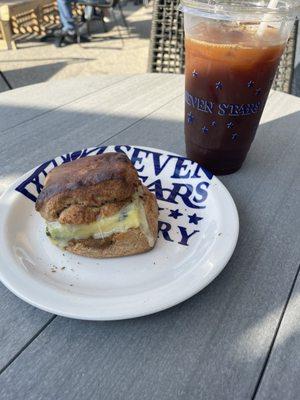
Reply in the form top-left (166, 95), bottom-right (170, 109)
top-left (185, 24), bottom-right (285, 174)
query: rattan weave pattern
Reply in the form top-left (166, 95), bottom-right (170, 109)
top-left (148, 0), bottom-right (184, 74)
top-left (273, 20), bottom-right (298, 93)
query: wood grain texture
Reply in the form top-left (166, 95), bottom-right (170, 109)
top-left (255, 272), bottom-right (300, 400)
top-left (0, 289), bottom-right (52, 371)
top-left (0, 74), bottom-right (182, 375)
top-left (0, 75), bottom-right (299, 400)
top-left (0, 75), bottom-right (129, 372)
top-left (0, 74), bottom-right (182, 196)
top-left (0, 75), bottom-right (129, 132)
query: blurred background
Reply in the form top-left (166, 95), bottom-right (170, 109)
top-left (0, 0), bottom-right (152, 91)
top-left (0, 0), bottom-right (299, 95)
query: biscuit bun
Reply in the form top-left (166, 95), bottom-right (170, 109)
top-left (35, 152), bottom-right (158, 258)
top-left (36, 152), bottom-right (140, 222)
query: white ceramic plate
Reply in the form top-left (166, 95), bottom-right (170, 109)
top-left (0, 145), bottom-right (238, 320)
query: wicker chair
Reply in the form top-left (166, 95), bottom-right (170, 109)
top-left (148, 0), bottom-right (298, 94)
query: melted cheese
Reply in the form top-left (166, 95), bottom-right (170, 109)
top-left (46, 197), bottom-right (154, 247)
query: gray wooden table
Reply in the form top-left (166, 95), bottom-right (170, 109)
top-left (0, 74), bottom-right (300, 400)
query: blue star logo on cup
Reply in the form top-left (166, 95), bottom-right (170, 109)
top-left (188, 213), bottom-right (203, 225)
top-left (247, 80), bottom-right (255, 88)
top-left (187, 112), bottom-right (194, 125)
top-left (227, 122), bottom-right (234, 129)
top-left (216, 81), bottom-right (223, 90)
top-left (255, 88), bottom-right (262, 96)
top-left (211, 121), bottom-right (217, 127)
top-left (232, 133), bottom-right (238, 140)
top-left (202, 126), bottom-right (209, 134)
top-left (192, 70), bottom-right (198, 78)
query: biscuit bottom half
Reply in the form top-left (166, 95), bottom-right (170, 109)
top-left (45, 190), bottom-right (158, 258)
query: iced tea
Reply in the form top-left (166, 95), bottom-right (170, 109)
top-left (185, 24), bottom-right (285, 174)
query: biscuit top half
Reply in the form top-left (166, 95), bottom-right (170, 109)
top-left (35, 152), bottom-right (140, 221)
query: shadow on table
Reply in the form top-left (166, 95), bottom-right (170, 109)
top-left (0, 59), bottom-right (95, 93)
top-left (292, 63), bottom-right (300, 97)
top-left (0, 104), bottom-right (299, 400)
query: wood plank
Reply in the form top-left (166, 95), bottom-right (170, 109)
top-left (1, 75), bottom-right (126, 371)
top-left (252, 112), bottom-right (300, 399)
top-left (4, 0), bottom-right (49, 15)
top-left (0, 4), bottom-right (16, 50)
top-left (255, 272), bottom-right (300, 400)
top-left (0, 76), bottom-right (299, 399)
top-left (0, 291), bottom-right (52, 371)
top-left (0, 74), bottom-right (181, 374)
top-left (0, 74), bottom-right (182, 195)
top-left (0, 75), bottom-right (130, 132)
top-left (0, 78), bottom-right (132, 371)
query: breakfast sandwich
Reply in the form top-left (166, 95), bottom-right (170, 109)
top-left (35, 152), bottom-right (158, 258)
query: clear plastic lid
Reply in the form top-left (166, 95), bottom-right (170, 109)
top-left (179, 0), bottom-right (300, 21)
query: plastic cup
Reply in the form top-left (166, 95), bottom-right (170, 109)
top-left (180, 0), bottom-right (299, 175)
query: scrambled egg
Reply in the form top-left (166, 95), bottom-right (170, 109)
top-left (46, 197), bottom-right (154, 247)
